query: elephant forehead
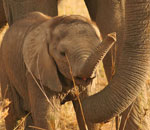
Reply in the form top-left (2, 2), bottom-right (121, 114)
top-left (57, 36), bottom-right (99, 51)
top-left (52, 21), bottom-right (99, 39)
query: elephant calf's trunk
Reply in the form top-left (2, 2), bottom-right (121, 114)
top-left (79, 32), bottom-right (116, 78)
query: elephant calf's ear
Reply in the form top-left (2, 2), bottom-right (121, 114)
top-left (23, 22), bottom-right (62, 92)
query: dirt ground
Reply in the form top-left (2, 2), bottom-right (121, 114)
top-left (0, 0), bottom-right (116, 129)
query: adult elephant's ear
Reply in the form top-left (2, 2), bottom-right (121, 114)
top-left (23, 20), bottom-right (62, 92)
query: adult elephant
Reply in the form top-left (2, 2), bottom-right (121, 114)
top-left (86, 0), bottom-right (150, 130)
top-left (1, 0), bottom-right (150, 130)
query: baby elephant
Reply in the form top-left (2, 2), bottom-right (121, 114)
top-left (0, 12), bottom-right (116, 130)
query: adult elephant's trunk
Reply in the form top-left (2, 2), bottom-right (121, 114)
top-left (82, 0), bottom-right (150, 123)
top-left (79, 32), bottom-right (116, 78)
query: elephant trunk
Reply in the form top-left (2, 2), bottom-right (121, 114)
top-left (82, 0), bottom-right (150, 123)
top-left (79, 32), bottom-right (116, 78)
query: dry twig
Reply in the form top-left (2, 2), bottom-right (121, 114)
top-left (66, 55), bottom-right (88, 130)
top-left (121, 101), bottom-right (135, 130)
top-left (13, 112), bottom-right (30, 130)
top-left (29, 125), bottom-right (46, 130)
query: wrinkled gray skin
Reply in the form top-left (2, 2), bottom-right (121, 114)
top-left (1, 0), bottom-right (150, 130)
top-left (86, 0), bottom-right (150, 130)
top-left (0, 12), bottom-right (115, 130)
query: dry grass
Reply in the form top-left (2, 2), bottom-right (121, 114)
top-left (0, 98), bottom-right (10, 130)
top-left (0, 0), bottom-right (116, 130)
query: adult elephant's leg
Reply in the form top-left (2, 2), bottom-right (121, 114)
top-left (84, 0), bottom-right (98, 21)
top-left (95, 0), bottom-right (123, 82)
top-left (86, 1), bottom-right (123, 129)
top-left (85, 0), bottom-right (123, 80)
top-left (72, 91), bottom-right (99, 130)
top-left (2, 0), bottom-right (58, 26)
top-left (26, 73), bottom-right (61, 130)
top-left (73, 100), bottom-right (87, 130)
top-left (0, 0), bottom-right (6, 28)
top-left (85, 0), bottom-right (122, 128)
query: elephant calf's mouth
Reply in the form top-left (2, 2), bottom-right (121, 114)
top-left (74, 76), bottom-right (95, 86)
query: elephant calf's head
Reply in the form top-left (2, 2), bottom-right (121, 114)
top-left (23, 12), bottom-right (116, 92)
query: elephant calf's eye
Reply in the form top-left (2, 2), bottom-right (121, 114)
top-left (60, 52), bottom-right (65, 57)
